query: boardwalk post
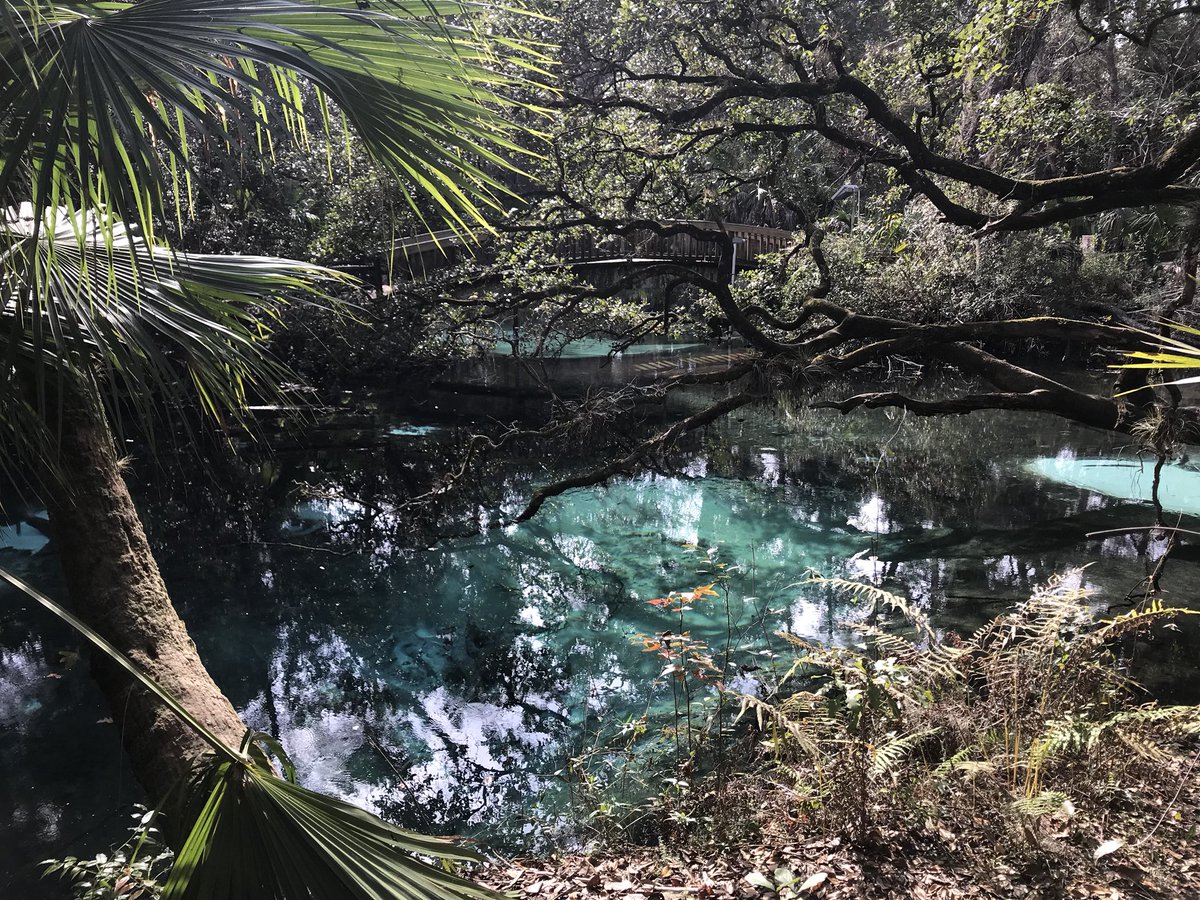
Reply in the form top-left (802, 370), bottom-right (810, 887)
top-left (730, 236), bottom-right (746, 281)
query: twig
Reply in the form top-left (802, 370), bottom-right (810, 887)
top-left (231, 540), bottom-right (357, 557)
top-left (1137, 745), bottom-right (1200, 846)
top-left (1086, 526), bottom-right (1200, 539)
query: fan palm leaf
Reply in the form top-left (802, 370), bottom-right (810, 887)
top-left (0, 0), bottom-right (543, 245)
top-left (1112, 320), bottom-right (1200, 391)
top-left (1, 202), bottom-right (348, 480)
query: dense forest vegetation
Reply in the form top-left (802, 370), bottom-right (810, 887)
top-left (3, 0), bottom-right (1200, 898)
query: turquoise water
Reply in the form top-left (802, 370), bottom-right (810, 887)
top-left (0, 517), bottom-right (48, 554)
top-left (4, 383), bottom-right (1200, 892)
top-left (388, 423), bottom-right (445, 437)
top-left (491, 332), bottom-right (705, 359)
top-left (1028, 454), bottom-right (1200, 515)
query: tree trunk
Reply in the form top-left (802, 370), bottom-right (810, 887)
top-left (43, 389), bottom-right (246, 833)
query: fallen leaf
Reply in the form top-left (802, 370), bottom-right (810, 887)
top-left (1094, 839), bottom-right (1124, 861)
top-left (744, 872), bottom-right (773, 890)
top-left (797, 872), bottom-right (828, 894)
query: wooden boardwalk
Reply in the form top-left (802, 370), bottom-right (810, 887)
top-left (627, 348), bottom-right (757, 377)
top-left (391, 221), bottom-right (793, 280)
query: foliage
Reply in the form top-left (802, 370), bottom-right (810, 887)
top-left (1115, 321), bottom-right (1200, 389)
top-left (564, 560), bottom-right (1200, 884)
top-left (560, 558), bottom-right (782, 847)
top-left (745, 199), bottom-right (1151, 327)
top-left (735, 571), bottom-right (1200, 843)
top-left (0, 0), bottom-right (543, 478)
top-left (0, 0), bottom-right (537, 247)
top-left (0, 203), bottom-right (348, 486)
top-left (43, 808), bottom-right (173, 900)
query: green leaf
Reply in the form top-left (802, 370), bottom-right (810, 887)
top-left (161, 760), bottom-right (501, 900)
top-left (745, 872), bottom-right (774, 890)
top-left (0, 0), bottom-right (545, 248)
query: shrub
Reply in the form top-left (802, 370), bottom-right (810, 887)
top-left (42, 807), bottom-right (173, 900)
top-left (733, 572), bottom-right (1200, 851)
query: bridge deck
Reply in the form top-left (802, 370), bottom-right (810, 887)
top-left (391, 220), bottom-right (793, 277)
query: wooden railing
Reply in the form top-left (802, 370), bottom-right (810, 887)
top-left (391, 220), bottom-right (793, 277)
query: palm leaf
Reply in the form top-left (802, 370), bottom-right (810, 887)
top-left (1111, 321), bottom-right (1200, 392)
top-left (162, 762), bottom-right (499, 900)
top-left (0, 0), bottom-right (546, 246)
top-left (1, 203), bottom-right (349, 471)
top-left (0, 565), bottom-right (240, 756)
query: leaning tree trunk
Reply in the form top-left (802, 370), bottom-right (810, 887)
top-left (42, 388), bottom-right (246, 834)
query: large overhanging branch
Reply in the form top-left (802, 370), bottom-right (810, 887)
top-left (566, 11), bottom-right (1200, 233)
top-left (811, 389), bottom-right (1088, 417)
top-left (506, 390), bottom-right (755, 524)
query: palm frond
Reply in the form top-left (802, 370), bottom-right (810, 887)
top-left (162, 758), bottom-right (498, 900)
top-left (0, 0), bottom-right (546, 245)
top-left (1, 203), bottom-right (348, 468)
top-left (1111, 320), bottom-right (1200, 391)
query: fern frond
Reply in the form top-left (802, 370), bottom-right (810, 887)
top-left (952, 759), bottom-right (997, 782)
top-left (1031, 717), bottom-right (1102, 766)
top-left (871, 729), bottom-right (936, 779)
top-left (1112, 730), bottom-right (1171, 763)
top-left (1108, 704), bottom-right (1200, 729)
top-left (914, 643), bottom-right (968, 683)
top-left (1010, 790), bottom-right (1070, 818)
top-left (847, 625), bottom-right (920, 663)
top-left (1079, 598), bottom-right (1200, 656)
top-left (932, 747), bottom-right (972, 780)
top-left (732, 692), bottom-right (824, 760)
top-left (806, 574), bottom-right (935, 641)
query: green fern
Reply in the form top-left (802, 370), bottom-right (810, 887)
top-left (1010, 790), bottom-right (1070, 819)
top-left (805, 573), bottom-right (935, 642)
top-left (871, 729), bottom-right (936, 779)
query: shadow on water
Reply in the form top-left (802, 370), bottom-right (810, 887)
top-left (4, 360), bottom-right (1200, 891)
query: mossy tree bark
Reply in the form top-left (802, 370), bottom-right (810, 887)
top-left (42, 387), bottom-right (246, 832)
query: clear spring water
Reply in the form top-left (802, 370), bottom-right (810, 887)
top-left (1026, 455), bottom-right (1200, 515)
top-left (4, 374), bottom-right (1200, 894)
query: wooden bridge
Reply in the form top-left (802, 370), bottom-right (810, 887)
top-left (390, 220), bottom-right (793, 281)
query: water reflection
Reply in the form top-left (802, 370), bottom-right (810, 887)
top-left (1029, 455), bottom-right (1200, 515)
top-left (5, 394), bottom-right (1200, 894)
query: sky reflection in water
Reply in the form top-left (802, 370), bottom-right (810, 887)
top-left (4, 399), bottom-right (1200, 894)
